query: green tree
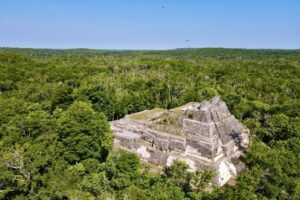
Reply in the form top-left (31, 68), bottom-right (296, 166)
top-left (57, 101), bottom-right (113, 164)
top-left (82, 172), bottom-right (111, 197)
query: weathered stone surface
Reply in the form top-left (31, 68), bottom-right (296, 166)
top-left (141, 131), bottom-right (155, 144)
top-left (239, 128), bottom-right (250, 149)
top-left (214, 159), bottom-right (237, 186)
top-left (153, 138), bottom-right (169, 151)
top-left (183, 119), bottom-right (215, 138)
top-left (169, 137), bottom-right (186, 153)
top-left (136, 146), bottom-right (151, 160)
top-left (222, 141), bottom-right (237, 157)
top-left (149, 149), bottom-right (169, 165)
top-left (110, 97), bottom-right (250, 186)
top-left (186, 139), bottom-right (213, 159)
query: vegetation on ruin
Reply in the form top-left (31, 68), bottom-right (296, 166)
top-left (0, 48), bottom-right (299, 199)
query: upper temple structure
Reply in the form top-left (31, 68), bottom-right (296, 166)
top-left (110, 97), bottom-right (250, 186)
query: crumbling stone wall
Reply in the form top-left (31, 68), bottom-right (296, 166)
top-left (110, 97), bottom-right (250, 186)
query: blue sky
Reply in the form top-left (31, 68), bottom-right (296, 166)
top-left (0, 0), bottom-right (299, 49)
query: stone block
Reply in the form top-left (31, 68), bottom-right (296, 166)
top-left (183, 119), bottom-right (215, 138)
top-left (222, 141), bottom-right (237, 156)
top-left (149, 150), bottom-right (168, 165)
top-left (153, 138), bottom-right (169, 151)
top-left (186, 139), bottom-right (213, 159)
top-left (169, 137), bottom-right (186, 152)
top-left (141, 131), bottom-right (155, 143)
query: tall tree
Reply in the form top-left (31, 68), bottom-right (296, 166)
top-left (57, 101), bottom-right (113, 164)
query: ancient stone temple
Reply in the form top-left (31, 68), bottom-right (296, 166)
top-left (110, 97), bottom-right (250, 186)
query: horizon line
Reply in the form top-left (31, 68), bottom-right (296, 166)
top-left (1, 46), bottom-right (299, 51)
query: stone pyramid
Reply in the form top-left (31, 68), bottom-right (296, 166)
top-left (110, 97), bottom-right (250, 186)
top-left (182, 97), bottom-right (249, 162)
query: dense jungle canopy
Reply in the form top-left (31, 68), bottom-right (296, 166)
top-left (0, 48), bottom-right (299, 199)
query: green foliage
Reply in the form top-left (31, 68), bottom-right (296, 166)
top-left (82, 172), bottom-right (111, 196)
top-left (109, 149), bottom-right (140, 175)
top-left (0, 48), bottom-right (299, 199)
top-left (165, 160), bottom-right (213, 197)
top-left (199, 87), bottom-right (219, 100)
top-left (57, 101), bottom-right (113, 163)
top-left (267, 114), bottom-right (290, 140)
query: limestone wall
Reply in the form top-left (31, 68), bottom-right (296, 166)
top-left (110, 97), bottom-right (250, 186)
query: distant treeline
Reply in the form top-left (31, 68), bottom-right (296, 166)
top-left (1, 47), bottom-right (300, 59)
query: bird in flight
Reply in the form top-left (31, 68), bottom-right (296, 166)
top-left (186, 40), bottom-right (190, 42)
